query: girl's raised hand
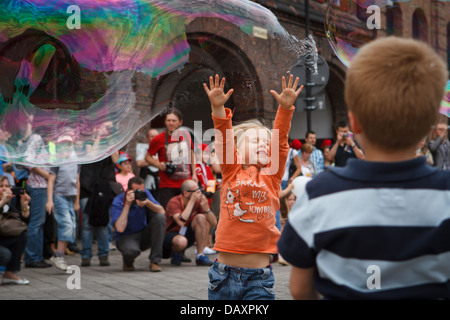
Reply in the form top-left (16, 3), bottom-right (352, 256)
top-left (270, 75), bottom-right (303, 109)
top-left (203, 74), bottom-right (234, 110)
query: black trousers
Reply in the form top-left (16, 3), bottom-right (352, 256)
top-left (0, 231), bottom-right (28, 272)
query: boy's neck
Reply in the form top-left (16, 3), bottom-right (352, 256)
top-left (363, 142), bottom-right (417, 162)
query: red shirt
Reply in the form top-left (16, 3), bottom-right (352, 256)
top-left (195, 163), bottom-right (214, 190)
top-left (147, 130), bottom-right (194, 188)
top-left (165, 195), bottom-right (202, 233)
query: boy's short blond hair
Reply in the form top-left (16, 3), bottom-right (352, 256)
top-left (345, 36), bottom-right (448, 150)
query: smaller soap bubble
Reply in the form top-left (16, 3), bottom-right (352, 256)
top-left (440, 80), bottom-right (450, 118)
top-left (325, 0), bottom-right (444, 68)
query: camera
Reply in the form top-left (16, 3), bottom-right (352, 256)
top-left (165, 163), bottom-right (177, 175)
top-left (134, 189), bottom-right (148, 201)
top-left (343, 132), bottom-right (353, 139)
top-left (11, 187), bottom-right (24, 197)
top-left (197, 183), bottom-right (214, 199)
top-left (200, 188), bottom-right (214, 199)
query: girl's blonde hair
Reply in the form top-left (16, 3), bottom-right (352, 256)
top-left (233, 119), bottom-right (272, 149)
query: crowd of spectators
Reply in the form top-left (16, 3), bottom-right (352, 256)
top-left (1, 105), bottom-right (448, 284)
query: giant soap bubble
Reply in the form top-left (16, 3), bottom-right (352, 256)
top-left (0, 0), bottom-right (316, 166)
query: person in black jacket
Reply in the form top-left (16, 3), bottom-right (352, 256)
top-left (79, 152), bottom-right (119, 267)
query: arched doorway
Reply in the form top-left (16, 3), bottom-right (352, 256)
top-left (447, 22), bottom-right (450, 74)
top-left (412, 8), bottom-right (428, 42)
top-left (150, 32), bottom-right (262, 131)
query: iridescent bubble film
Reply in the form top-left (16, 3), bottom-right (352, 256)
top-left (440, 80), bottom-right (450, 118)
top-left (325, 0), bottom-right (448, 68)
top-left (0, 0), bottom-right (316, 166)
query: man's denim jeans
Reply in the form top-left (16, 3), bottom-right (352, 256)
top-left (80, 197), bottom-right (110, 260)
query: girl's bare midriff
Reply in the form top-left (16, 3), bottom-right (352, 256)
top-left (218, 252), bottom-right (270, 269)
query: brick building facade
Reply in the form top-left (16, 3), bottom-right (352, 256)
top-left (123, 0), bottom-right (449, 168)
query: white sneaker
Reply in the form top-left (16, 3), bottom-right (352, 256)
top-left (195, 247), bottom-right (217, 255)
top-left (50, 255), bottom-right (68, 271)
top-left (2, 276), bottom-right (30, 285)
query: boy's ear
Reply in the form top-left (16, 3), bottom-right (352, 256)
top-left (348, 111), bottom-right (363, 134)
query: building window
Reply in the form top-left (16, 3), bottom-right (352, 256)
top-left (386, 2), bottom-right (403, 36)
top-left (447, 22), bottom-right (450, 74)
top-left (412, 8), bottom-right (428, 42)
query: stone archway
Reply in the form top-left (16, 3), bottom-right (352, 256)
top-left (325, 61), bottom-right (347, 136)
top-left (150, 32), bottom-right (262, 130)
top-left (412, 8), bottom-right (428, 42)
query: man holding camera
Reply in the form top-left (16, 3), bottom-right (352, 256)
top-left (145, 109), bottom-right (197, 210)
top-left (163, 179), bottom-right (217, 266)
top-left (327, 120), bottom-right (365, 167)
top-left (110, 177), bottom-right (166, 272)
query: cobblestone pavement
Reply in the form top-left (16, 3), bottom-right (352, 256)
top-left (0, 244), bottom-right (293, 300)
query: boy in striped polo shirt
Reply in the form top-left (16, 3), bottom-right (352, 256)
top-left (278, 37), bottom-right (450, 300)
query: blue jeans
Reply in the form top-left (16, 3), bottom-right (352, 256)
top-left (24, 187), bottom-right (47, 264)
top-left (208, 261), bottom-right (275, 300)
top-left (53, 195), bottom-right (76, 243)
top-left (80, 198), bottom-right (110, 259)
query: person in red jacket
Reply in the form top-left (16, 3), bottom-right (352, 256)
top-left (145, 109), bottom-right (197, 209)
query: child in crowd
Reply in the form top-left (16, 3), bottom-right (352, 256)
top-left (45, 162), bottom-right (80, 271)
top-left (115, 152), bottom-right (135, 191)
top-left (278, 37), bottom-right (450, 300)
top-left (203, 74), bottom-right (303, 300)
top-left (277, 183), bottom-right (296, 266)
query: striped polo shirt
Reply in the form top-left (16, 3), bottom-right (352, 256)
top-left (278, 157), bottom-right (450, 299)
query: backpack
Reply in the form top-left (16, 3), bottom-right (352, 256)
top-left (85, 179), bottom-right (114, 227)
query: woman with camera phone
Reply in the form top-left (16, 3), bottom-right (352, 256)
top-left (0, 175), bottom-right (31, 284)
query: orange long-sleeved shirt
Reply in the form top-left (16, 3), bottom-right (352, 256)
top-left (212, 106), bottom-right (294, 254)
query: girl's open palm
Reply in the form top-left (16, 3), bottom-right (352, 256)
top-left (203, 74), bottom-right (234, 109)
top-left (270, 75), bottom-right (303, 109)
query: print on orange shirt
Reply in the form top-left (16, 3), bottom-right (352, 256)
top-left (224, 170), bottom-right (275, 224)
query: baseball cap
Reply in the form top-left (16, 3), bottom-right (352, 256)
top-left (57, 135), bottom-right (73, 144)
top-left (118, 152), bottom-right (132, 165)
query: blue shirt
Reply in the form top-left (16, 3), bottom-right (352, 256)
top-left (110, 189), bottom-right (160, 241)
